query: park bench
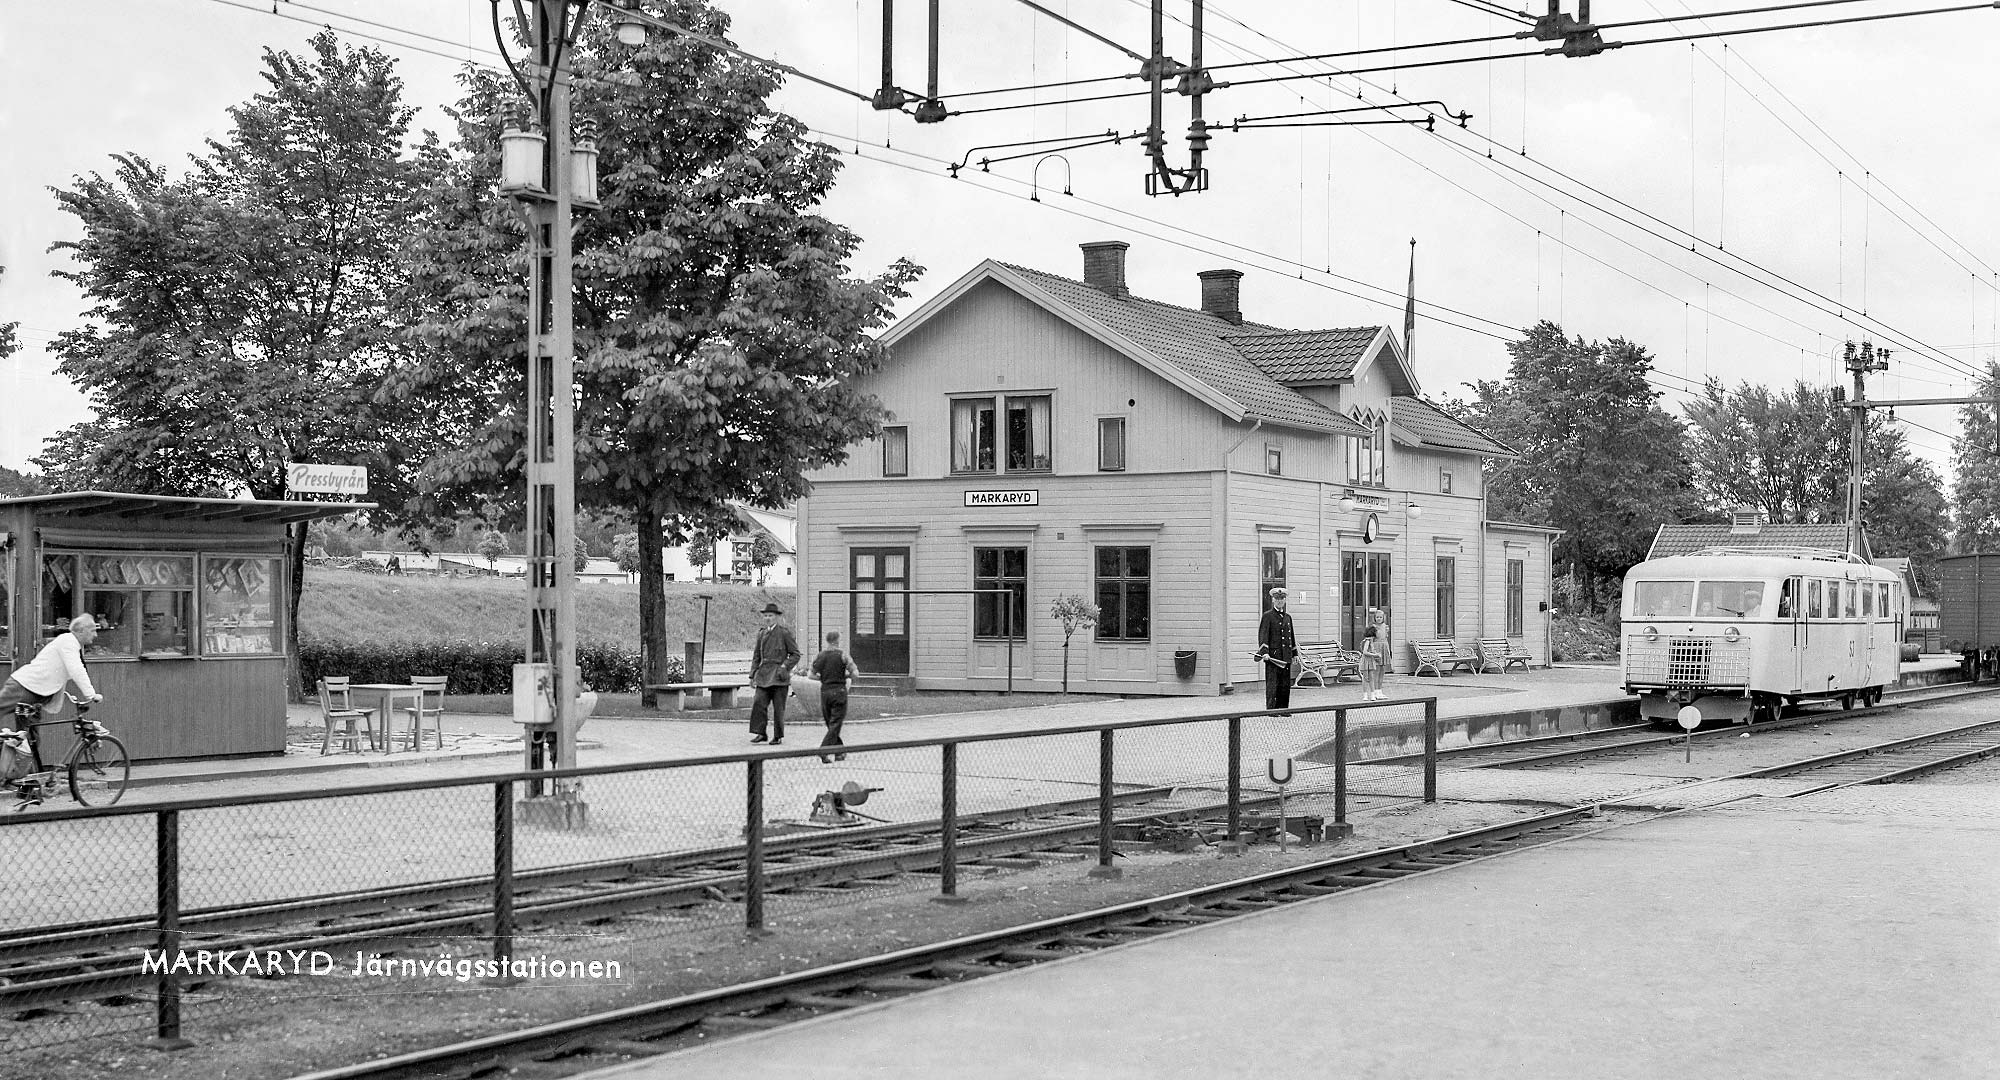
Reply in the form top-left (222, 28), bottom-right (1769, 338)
top-left (644, 681), bottom-right (749, 710)
top-left (1292, 642), bottom-right (1361, 687)
top-left (1411, 639), bottom-right (1480, 678)
top-left (1476, 637), bottom-right (1534, 673)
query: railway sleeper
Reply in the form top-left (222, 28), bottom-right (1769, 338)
top-left (700, 1014), bottom-right (787, 1032)
top-left (788, 993), bottom-right (861, 1010)
top-left (860, 976), bottom-right (941, 993)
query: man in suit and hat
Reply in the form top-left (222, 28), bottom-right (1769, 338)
top-left (1253, 587), bottom-right (1298, 714)
top-left (748, 602), bottom-right (801, 744)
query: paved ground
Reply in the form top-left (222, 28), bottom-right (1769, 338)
top-left (576, 781), bottom-right (2000, 1080)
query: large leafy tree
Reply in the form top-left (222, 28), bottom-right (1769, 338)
top-left (1953, 361), bottom-right (2000, 552)
top-left (398, 2), bottom-right (920, 701)
top-left (37, 31), bottom-right (446, 686)
top-left (1455, 321), bottom-right (1695, 611)
top-left (1686, 378), bottom-right (1949, 586)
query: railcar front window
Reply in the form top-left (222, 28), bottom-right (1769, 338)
top-left (1631, 581), bottom-right (1693, 618)
top-left (1694, 581), bottom-right (1765, 618)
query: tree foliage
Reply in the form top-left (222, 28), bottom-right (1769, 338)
top-left (396, 2), bottom-right (920, 698)
top-left (1453, 322), bottom-right (1695, 609)
top-left (1953, 361), bottom-right (2000, 552)
top-left (34, 31), bottom-right (448, 690)
top-left (1685, 378), bottom-right (1948, 585)
top-left (748, 533), bottom-right (778, 585)
top-left (610, 532), bottom-right (642, 576)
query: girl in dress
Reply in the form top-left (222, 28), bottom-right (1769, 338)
top-left (1360, 624), bottom-right (1384, 701)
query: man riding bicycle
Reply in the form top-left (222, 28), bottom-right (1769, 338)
top-left (0, 616), bottom-right (106, 752)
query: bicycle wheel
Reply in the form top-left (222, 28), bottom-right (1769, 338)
top-left (68, 735), bottom-right (131, 807)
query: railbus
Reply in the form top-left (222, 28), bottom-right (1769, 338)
top-left (1620, 546), bottom-right (1903, 726)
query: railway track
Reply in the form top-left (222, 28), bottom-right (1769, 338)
top-left (0, 785), bottom-right (1300, 1013)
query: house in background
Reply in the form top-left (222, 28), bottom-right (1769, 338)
top-left (660, 503), bottom-right (798, 585)
top-left (360, 550), bottom-right (630, 584)
top-left (795, 241), bottom-right (1556, 697)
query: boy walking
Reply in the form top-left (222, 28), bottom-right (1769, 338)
top-left (810, 631), bottom-right (858, 763)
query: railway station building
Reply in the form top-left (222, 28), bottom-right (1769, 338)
top-left (796, 241), bottom-right (1558, 696)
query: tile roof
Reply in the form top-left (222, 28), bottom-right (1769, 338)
top-left (998, 264), bottom-right (1370, 436)
top-left (1389, 396), bottom-right (1515, 457)
top-left (1222, 327), bottom-right (1380, 384)
top-left (1647, 523), bottom-right (1854, 560)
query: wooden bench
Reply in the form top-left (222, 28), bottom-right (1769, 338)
top-left (1411, 639), bottom-right (1480, 678)
top-left (1293, 642), bottom-right (1361, 687)
top-left (1476, 637), bottom-right (1533, 673)
top-left (644, 682), bottom-right (749, 710)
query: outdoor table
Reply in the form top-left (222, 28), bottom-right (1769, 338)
top-left (349, 683), bottom-right (422, 753)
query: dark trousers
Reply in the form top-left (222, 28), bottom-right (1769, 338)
top-left (818, 687), bottom-right (847, 751)
top-left (1264, 668), bottom-right (1292, 713)
top-left (749, 684), bottom-right (789, 739)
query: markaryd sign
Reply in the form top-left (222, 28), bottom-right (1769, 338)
top-left (286, 463), bottom-right (368, 496)
top-left (964, 490), bottom-right (1040, 507)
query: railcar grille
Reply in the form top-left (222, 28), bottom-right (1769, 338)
top-left (1624, 635), bottom-right (1750, 687)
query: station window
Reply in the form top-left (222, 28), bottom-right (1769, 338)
top-left (1435, 557), bottom-right (1457, 637)
top-left (1264, 443), bottom-right (1283, 476)
top-left (1095, 546), bottom-right (1152, 641)
top-left (1439, 469), bottom-right (1453, 494)
top-left (952, 395), bottom-right (1051, 473)
top-left (1505, 559), bottom-right (1524, 637)
top-left (881, 426), bottom-right (908, 477)
top-left (972, 547), bottom-right (1028, 639)
top-left (1261, 547), bottom-right (1287, 611)
top-left (1098, 417), bottom-right (1126, 471)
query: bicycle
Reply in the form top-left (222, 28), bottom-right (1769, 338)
top-left (5, 694), bottom-right (129, 811)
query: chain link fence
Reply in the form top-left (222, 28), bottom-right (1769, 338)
top-left (0, 696), bottom-right (1438, 1053)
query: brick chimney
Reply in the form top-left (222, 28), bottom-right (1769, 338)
top-left (1080, 241), bottom-right (1130, 298)
top-left (1198, 269), bottom-right (1243, 325)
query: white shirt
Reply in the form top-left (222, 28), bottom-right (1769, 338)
top-left (11, 633), bottom-right (99, 699)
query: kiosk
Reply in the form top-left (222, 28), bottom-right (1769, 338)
top-left (0, 491), bottom-right (370, 760)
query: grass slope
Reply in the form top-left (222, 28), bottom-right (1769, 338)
top-left (299, 569), bottom-right (795, 649)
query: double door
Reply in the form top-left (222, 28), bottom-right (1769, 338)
top-left (1341, 552), bottom-right (1392, 650)
top-left (850, 547), bottom-right (910, 675)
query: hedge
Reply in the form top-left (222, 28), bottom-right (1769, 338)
top-left (299, 637), bottom-right (681, 695)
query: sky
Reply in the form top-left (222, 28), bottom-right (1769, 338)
top-left (5, 1), bottom-right (1999, 481)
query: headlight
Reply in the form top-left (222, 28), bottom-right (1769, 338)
top-left (1644, 625), bottom-right (1659, 641)
top-left (1724, 626), bottom-right (1740, 642)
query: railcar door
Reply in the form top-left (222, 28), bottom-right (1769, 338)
top-left (1785, 575), bottom-right (1806, 694)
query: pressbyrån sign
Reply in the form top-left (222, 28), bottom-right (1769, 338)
top-left (964, 490), bottom-right (1039, 507)
top-left (287, 463), bottom-right (368, 496)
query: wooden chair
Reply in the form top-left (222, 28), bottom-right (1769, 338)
top-left (316, 677), bottom-right (378, 755)
top-left (397, 676), bottom-right (448, 752)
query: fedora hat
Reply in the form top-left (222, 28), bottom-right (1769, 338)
top-left (760, 602), bottom-right (783, 615)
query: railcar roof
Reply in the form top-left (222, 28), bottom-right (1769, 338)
top-left (1629, 552), bottom-right (1898, 578)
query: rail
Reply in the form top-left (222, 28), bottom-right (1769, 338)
top-left (0, 695), bottom-right (1440, 1052)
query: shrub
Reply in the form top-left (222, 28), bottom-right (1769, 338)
top-left (299, 637), bottom-right (677, 695)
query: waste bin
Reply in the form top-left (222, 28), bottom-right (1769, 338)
top-left (1173, 649), bottom-right (1198, 679)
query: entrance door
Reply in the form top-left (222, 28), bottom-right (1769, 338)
top-left (850, 547), bottom-right (910, 675)
top-left (1341, 552), bottom-right (1392, 649)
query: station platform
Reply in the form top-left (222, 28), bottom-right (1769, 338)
top-left (118, 657), bottom-right (1966, 797)
top-left (576, 781), bottom-right (2000, 1080)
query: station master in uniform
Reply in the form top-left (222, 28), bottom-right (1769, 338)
top-left (1254, 587), bottom-right (1299, 714)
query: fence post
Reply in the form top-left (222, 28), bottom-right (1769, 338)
top-left (934, 742), bottom-right (966, 903)
top-left (1424, 697), bottom-right (1439, 803)
top-left (1333, 709), bottom-right (1349, 838)
top-left (1089, 728), bottom-right (1121, 879)
top-left (1224, 715), bottom-right (1243, 854)
top-left (487, 780), bottom-right (518, 986)
top-left (746, 758), bottom-right (767, 931)
top-left (148, 810), bottom-right (190, 1050)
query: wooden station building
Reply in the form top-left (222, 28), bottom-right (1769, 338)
top-left (0, 491), bottom-right (368, 759)
top-left (796, 242), bottom-right (1558, 697)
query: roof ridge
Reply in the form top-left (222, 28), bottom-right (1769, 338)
top-left (1221, 326), bottom-right (1383, 341)
top-left (999, 262), bottom-right (1293, 334)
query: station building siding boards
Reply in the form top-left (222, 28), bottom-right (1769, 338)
top-left (797, 243), bottom-right (1558, 695)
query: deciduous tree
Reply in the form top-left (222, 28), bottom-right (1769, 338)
top-left (1454, 321), bottom-right (1695, 611)
top-left (35, 31), bottom-right (445, 690)
top-left (396, 3), bottom-right (920, 704)
top-left (1953, 362), bottom-right (2000, 552)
